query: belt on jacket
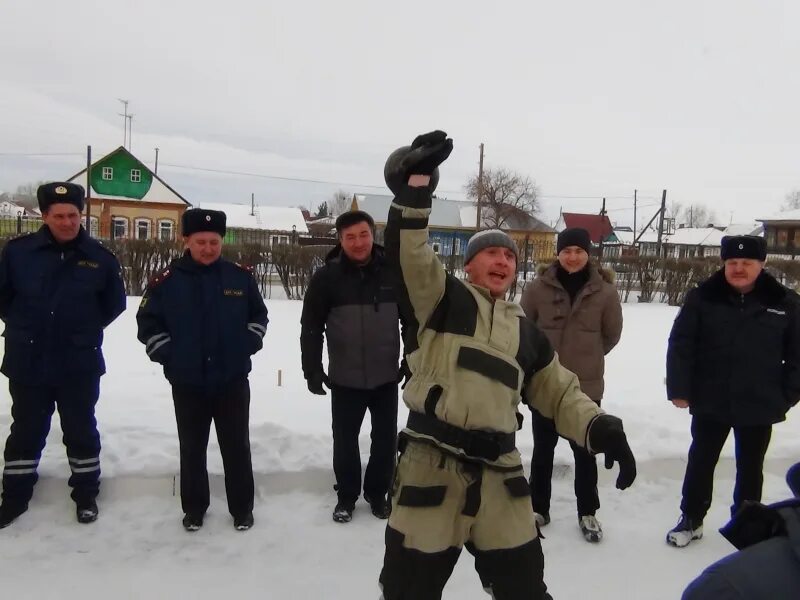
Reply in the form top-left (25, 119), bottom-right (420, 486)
top-left (406, 411), bottom-right (516, 462)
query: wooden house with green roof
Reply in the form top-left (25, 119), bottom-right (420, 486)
top-left (67, 146), bottom-right (190, 240)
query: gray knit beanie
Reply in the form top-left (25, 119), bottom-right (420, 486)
top-left (464, 229), bottom-right (518, 264)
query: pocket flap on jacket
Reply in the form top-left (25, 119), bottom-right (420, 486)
top-left (456, 346), bottom-right (519, 390)
top-left (397, 485), bottom-right (447, 507)
top-left (503, 476), bottom-right (531, 498)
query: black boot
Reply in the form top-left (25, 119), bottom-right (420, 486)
top-left (0, 503), bottom-right (28, 529)
top-left (182, 512), bottom-right (204, 532)
top-left (76, 499), bottom-right (98, 524)
top-left (332, 501), bottom-right (354, 523)
top-left (233, 512), bottom-right (254, 531)
top-left (365, 494), bottom-right (391, 519)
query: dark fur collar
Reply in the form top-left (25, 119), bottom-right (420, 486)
top-left (698, 269), bottom-right (788, 307)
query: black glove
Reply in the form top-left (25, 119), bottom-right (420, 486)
top-left (397, 358), bottom-right (412, 388)
top-left (404, 131), bottom-right (454, 175)
top-left (588, 415), bottom-right (637, 490)
top-left (307, 371), bottom-right (330, 395)
top-left (384, 130), bottom-right (453, 194)
top-left (720, 501), bottom-right (787, 550)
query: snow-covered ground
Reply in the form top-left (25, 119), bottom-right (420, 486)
top-left (0, 299), bottom-right (798, 599)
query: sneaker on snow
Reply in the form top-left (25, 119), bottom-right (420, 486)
top-left (534, 512), bottom-right (550, 527)
top-left (182, 512), bottom-right (204, 532)
top-left (364, 495), bottom-right (391, 520)
top-left (76, 500), bottom-right (98, 524)
top-left (578, 515), bottom-right (603, 543)
top-left (666, 515), bottom-right (703, 548)
top-left (332, 502), bottom-right (354, 523)
top-left (234, 512), bottom-right (254, 531)
top-left (0, 503), bottom-right (27, 529)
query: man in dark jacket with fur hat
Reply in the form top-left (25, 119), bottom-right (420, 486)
top-left (300, 210), bottom-right (404, 523)
top-left (520, 227), bottom-right (623, 542)
top-left (0, 182), bottom-right (125, 528)
top-left (666, 235), bottom-right (800, 547)
top-left (136, 208), bottom-right (268, 532)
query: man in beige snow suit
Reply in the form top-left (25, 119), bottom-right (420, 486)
top-left (377, 131), bottom-right (637, 600)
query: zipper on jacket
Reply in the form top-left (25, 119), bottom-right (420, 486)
top-left (360, 275), bottom-right (368, 388)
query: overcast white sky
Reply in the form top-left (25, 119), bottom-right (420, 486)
top-left (1, 0), bottom-right (798, 226)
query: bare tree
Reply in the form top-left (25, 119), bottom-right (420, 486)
top-left (12, 181), bottom-right (47, 210)
top-left (682, 204), bottom-right (718, 228)
top-left (464, 167), bottom-right (539, 229)
top-left (329, 190), bottom-right (350, 216)
top-left (782, 189), bottom-right (800, 211)
top-left (662, 200), bottom-right (683, 232)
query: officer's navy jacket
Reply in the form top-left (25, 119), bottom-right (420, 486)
top-left (136, 252), bottom-right (268, 385)
top-left (0, 226), bottom-right (126, 384)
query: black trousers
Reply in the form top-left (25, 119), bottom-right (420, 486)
top-left (2, 378), bottom-right (101, 507)
top-left (529, 409), bottom-right (599, 517)
top-left (171, 377), bottom-right (254, 518)
top-left (380, 528), bottom-right (553, 600)
top-left (681, 415), bottom-right (772, 522)
top-left (331, 381), bottom-right (398, 506)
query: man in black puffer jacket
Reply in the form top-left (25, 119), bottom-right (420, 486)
top-left (137, 208), bottom-right (268, 533)
top-left (301, 210), bottom-right (405, 523)
top-left (666, 235), bottom-right (800, 547)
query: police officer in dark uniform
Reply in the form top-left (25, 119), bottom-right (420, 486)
top-left (0, 182), bottom-right (126, 528)
top-left (136, 208), bottom-right (268, 532)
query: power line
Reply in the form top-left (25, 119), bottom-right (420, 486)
top-left (0, 152), bottom-right (83, 157)
top-left (606, 202), bottom-right (659, 212)
top-left (0, 151), bottom-right (666, 203)
top-left (159, 162), bottom-right (392, 191)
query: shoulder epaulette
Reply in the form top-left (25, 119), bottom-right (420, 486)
top-left (95, 240), bottom-right (117, 257)
top-left (6, 232), bottom-right (33, 244)
top-left (234, 262), bottom-right (254, 273)
top-left (147, 268), bottom-right (172, 289)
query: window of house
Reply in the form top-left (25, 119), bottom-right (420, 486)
top-left (792, 229), bottom-right (800, 249)
top-left (454, 238), bottom-right (462, 255)
top-left (778, 228), bottom-right (789, 248)
top-left (158, 220), bottom-right (174, 241)
top-left (130, 169), bottom-right (141, 183)
top-left (111, 217), bottom-right (128, 239)
top-left (766, 228), bottom-right (776, 248)
top-left (89, 216), bottom-right (99, 238)
top-left (432, 242), bottom-right (441, 253)
top-left (102, 167), bottom-right (113, 180)
top-left (135, 218), bottom-right (151, 240)
top-left (270, 235), bottom-right (289, 246)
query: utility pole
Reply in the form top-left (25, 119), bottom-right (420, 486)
top-left (85, 146), bottom-right (92, 233)
top-left (154, 148), bottom-right (159, 175)
top-left (633, 189), bottom-right (637, 240)
top-left (598, 197), bottom-right (607, 258)
top-left (656, 189), bottom-right (667, 259)
top-left (126, 114), bottom-right (134, 151)
top-left (251, 193), bottom-right (255, 216)
top-left (475, 143), bottom-right (485, 231)
top-left (117, 99), bottom-right (129, 147)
